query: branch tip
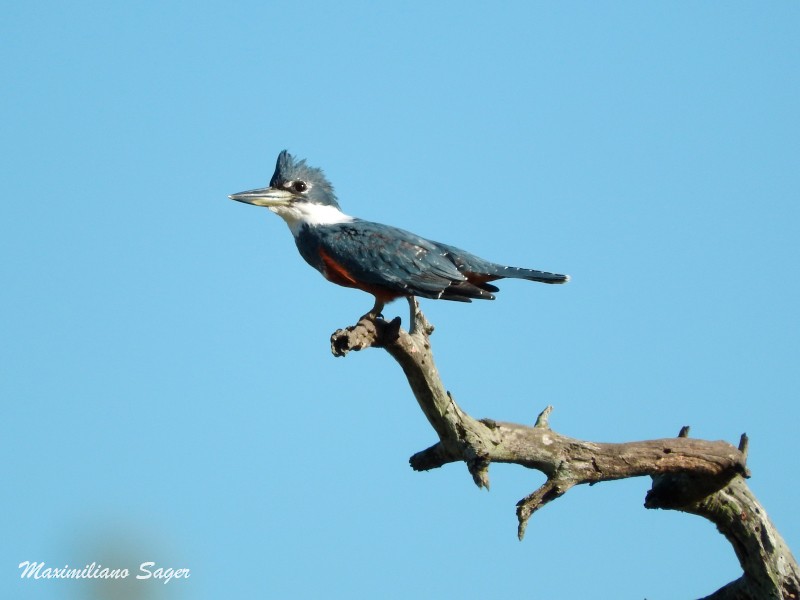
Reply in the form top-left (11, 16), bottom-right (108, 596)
top-left (467, 456), bottom-right (491, 490)
top-left (329, 314), bottom-right (404, 356)
top-left (516, 477), bottom-right (574, 541)
top-left (738, 433), bottom-right (749, 458)
top-left (534, 405), bottom-right (554, 429)
top-left (517, 520), bottom-right (528, 541)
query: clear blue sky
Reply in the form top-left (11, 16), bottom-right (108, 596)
top-left (2, 2), bottom-right (798, 599)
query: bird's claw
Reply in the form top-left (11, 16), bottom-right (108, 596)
top-left (359, 311), bottom-right (384, 322)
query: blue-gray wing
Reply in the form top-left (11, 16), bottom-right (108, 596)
top-left (314, 220), bottom-right (496, 301)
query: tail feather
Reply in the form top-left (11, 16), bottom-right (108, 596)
top-left (437, 243), bottom-right (569, 285)
top-left (443, 280), bottom-right (496, 301)
top-left (506, 266), bottom-right (570, 284)
top-left (475, 265), bottom-right (569, 285)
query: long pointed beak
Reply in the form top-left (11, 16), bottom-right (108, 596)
top-left (228, 186), bottom-right (294, 207)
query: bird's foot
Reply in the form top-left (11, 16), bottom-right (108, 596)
top-left (356, 310), bottom-right (401, 345)
top-left (332, 313), bottom-right (401, 356)
top-left (360, 298), bottom-right (388, 323)
top-left (359, 310), bottom-right (385, 322)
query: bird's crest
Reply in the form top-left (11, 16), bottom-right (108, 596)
top-left (270, 150), bottom-right (339, 208)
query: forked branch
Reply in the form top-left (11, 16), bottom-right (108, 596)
top-left (330, 301), bottom-right (799, 599)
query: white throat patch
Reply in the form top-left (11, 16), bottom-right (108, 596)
top-left (270, 202), bottom-right (354, 236)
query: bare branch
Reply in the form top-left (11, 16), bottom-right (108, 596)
top-left (330, 308), bottom-right (799, 598)
top-left (516, 478), bottom-right (575, 540)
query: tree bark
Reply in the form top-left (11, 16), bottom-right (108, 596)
top-left (330, 302), bottom-right (800, 599)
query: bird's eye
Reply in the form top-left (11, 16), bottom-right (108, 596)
top-left (292, 181), bottom-right (308, 193)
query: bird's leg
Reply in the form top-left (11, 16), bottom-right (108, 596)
top-left (360, 297), bottom-right (385, 321)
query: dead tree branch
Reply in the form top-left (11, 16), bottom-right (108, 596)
top-left (330, 301), bottom-right (799, 599)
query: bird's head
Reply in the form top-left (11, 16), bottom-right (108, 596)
top-left (230, 151), bottom-right (347, 234)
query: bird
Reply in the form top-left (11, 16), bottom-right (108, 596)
top-left (230, 151), bottom-right (568, 320)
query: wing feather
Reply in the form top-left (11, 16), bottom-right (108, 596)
top-left (316, 221), bottom-right (492, 300)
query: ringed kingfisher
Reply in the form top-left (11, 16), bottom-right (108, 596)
top-left (230, 151), bottom-right (569, 320)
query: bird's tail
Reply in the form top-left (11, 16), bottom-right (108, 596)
top-left (496, 266), bottom-right (570, 284)
top-left (436, 243), bottom-right (570, 286)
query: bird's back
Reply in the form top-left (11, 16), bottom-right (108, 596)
top-left (295, 219), bottom-right (564, 303)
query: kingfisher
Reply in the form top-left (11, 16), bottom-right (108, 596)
top-left (230, 151), bottom-right (568, 320)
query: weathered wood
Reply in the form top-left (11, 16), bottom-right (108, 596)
top-left (330, 301), bottom-right (800, 599)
